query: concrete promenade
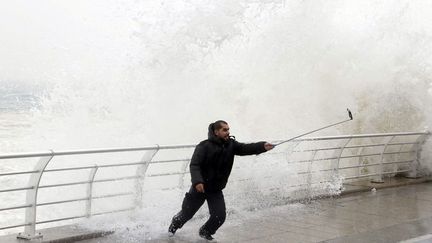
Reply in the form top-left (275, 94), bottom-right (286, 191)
top-left (3, 178), bottom-right (432, 243)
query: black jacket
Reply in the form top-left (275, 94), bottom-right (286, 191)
top-left (190, 124), bottom-right (267, 192)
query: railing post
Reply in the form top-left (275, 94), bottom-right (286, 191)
top-left (17, 150), bottom-right (55, 240)
top-left (394, 143), bottom-right (405, 175)
top-left (306, 150), bottom-right (318, 199)
top-left (179, 159), bottom-right (190, 191)
top-left (372, 136), bottom-right (395, 183)
top-left (86, 165), bottom-right (99, 218)
top-left (134, 146), bottom-right (159, 208)
top-left (406, 134), bottom-right (428, 178)
top-left (331, 138), bottom-right (351, 182)
top-left (357, 147), bottom-right (365, 178)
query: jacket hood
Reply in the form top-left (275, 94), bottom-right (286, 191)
top-left (208, 123), bottom-right (218, 141)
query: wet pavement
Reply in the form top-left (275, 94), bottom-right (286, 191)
top-left (77, 182), bottom-right (432, 243)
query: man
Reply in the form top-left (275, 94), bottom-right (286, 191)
top-left (168, 120), bottom-right (274, 241)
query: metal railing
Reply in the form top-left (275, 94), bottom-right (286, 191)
top-left (0, 131), bottom-right (429, 239)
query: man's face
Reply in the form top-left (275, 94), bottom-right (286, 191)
top-left (215, 123), bottom-right (230, 141)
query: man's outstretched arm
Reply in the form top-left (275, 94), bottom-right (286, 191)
top-left (234, 140), bottom-right (274, 156)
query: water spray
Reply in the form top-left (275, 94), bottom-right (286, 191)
top-left (273, 109), bottom-right (353, 147)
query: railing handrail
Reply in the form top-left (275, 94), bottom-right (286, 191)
top-left (0, 144), bottom-right (195, 160)
top-left (0, 131), bottom-right (429, 160)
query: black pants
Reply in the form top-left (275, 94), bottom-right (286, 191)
top-left (171, 186), bottom-right (226, 235)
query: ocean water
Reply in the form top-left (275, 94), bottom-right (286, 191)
top-left (0, 84), bottom-right (42, 151)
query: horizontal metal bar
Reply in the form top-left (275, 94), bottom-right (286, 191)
top-left (284, 160), bottom-right (310, 165)
top-left (35, 206), bottom-right (136, 226)
top-left (383, 160), bottom-right (414, 165)
top-left (340, 163), bottom-right (381, 170)
top-left (239, 171), bottom-right (318, 181)
top-left (253, 154), bottom-right (415, 168)
top-left (37, 198), bottom-right (89, 207)
top-left (288, 180), bottom-right (334, 188)
top-left (45, 161), bottom-right (147, 173)
top-left (0, 186), bottom-right (34, 193)
top-left (0, 151), bottom-right (56, 160)
top-left (297, 169), bottom-right (333, 175)
top-left (98, 162), bottom-right (147, 168)
top-left (0, 204), bottom-right (32, 212)
top-left (387, 142), bottom-right (420, 146)
top-left (39, 181), bottom-right (91, 189)
top-left (150, 159), bottom-right (190, 164)
top-left (35, 192), bottom-right (135, 207)
top-left (45, 166), bottom-right (96, 173)
top-left (264, 182), bottom-right (310, 189)
top-left (290, 153), bottom-right (382, 164)
top-left (339, 160), bottom-right (414, 170)
top-left (0, 223), bottom-right (31, 231)
top-left (391, 142), bottom-right (419, 145)
top-left (345, 174), bottom-right (373, 180)
top-left (92, 192), bottom-right (134, 199)
top-left (339, 153), bottom-right (381, 159)
top-left (146, 172), bottom-right (188, 177)
top-left (237, 180), bottom-right (335, 193)
top-left (343, 142), bottom-right (418, 148)
top-left (146, 186), bottom-right (182, 192)
top-left (36, 215), bottom-right (86, 225)
top-left (383, 150), bottom-right (415, 155)
top-left (290, 159), bottom-right (414, 174)
top-left (338, 151), bottom-right (415, 160)
top-left (0, 170), bottom-right (39, 177)
top-left (91, 207), bottom-right (135, 217)
top-left (292, 158), bottom-right (339, 163)
top-left (94, 176), bottom-right (142, 183)
top-left (345, 169), bottom-right (411, 180)
top-left (293, 146), bottom-right (365, 153)
top-left (39, 176), bottom-right (143, 189)
top-left (293, 142), bottom-right (419, 153)
top-left (303, 151), bottom-right (412, 163)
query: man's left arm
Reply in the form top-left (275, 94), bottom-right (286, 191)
top-left (234, 140), bottom-right (274, 156)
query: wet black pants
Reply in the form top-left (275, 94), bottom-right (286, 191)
top-left (171, 187), bottom-right (226, 235)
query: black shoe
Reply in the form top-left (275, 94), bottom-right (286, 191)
top-left (199, 230), bottom-right (214, 241)
top-left (168, 223), bottom-right (177, 237)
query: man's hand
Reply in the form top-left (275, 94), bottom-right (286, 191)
top-left (264, 142), bottom-right (274, 151)
top-left (195, 183), bottom-right (205, 193)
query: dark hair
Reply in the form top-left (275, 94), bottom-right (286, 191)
top-left (213, 120), bottom-right (228, 132)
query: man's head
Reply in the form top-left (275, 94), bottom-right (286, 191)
top-left (212, 120), bottom-right (230, 141)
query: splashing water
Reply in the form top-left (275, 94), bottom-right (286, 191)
top-left (1, 0), bottom-right (431, 151)
top-left (1, 0), bottom-right (432, 239)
